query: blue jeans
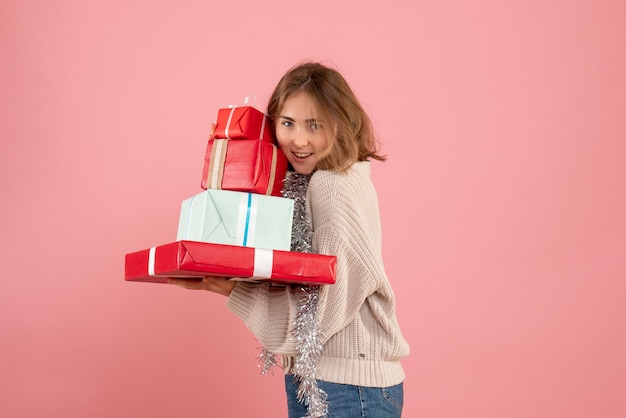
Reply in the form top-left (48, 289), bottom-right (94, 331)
top-left (285, 375), bottom-right (404, 418)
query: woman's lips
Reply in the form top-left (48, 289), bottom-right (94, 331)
top-left (293, 151), bottom-right (313, 159)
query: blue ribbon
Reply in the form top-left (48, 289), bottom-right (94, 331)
top-left (242, 192), bottom-right (252, 246)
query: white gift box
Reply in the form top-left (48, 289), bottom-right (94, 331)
top-left (176, 189), bottom-right (294, 251)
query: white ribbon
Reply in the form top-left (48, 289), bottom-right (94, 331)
top-left (259, 113), bottom-right (267, 140)
top-left (148, 246), bottom-right (156, 276)
top-left (208, 139), bottom-right (226, 188)
top-left (224, 105), bottom-right (236, 139)
top-left (252, 248), bottom-right (273, 278)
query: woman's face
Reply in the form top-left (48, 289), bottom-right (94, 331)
top-left (275, 92), bottom-right (333, 175)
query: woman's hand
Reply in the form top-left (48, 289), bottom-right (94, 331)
top-left (209, 122), bottom-right (216, 140)
top-left (167, 276), bottom-right (236, 297)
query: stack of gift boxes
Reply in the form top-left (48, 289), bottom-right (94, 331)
top-left (125, 104), bottom-right (336, 286)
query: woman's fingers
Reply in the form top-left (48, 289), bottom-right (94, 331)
top-left (167, 278), bottom-right (208, 290)
top-left (209, 122), bottom-right (216, 140)
top-left (167, 276), bottom-right (236, 296)
top-left (202, 276), bottom-right (237, 296)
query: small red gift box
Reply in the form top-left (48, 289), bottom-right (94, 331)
top-left (200, 139), bottom-right (287, 196)
top-left (214, 106), bottom-right (274, 142)
top-left (124, 240), bottom-right (337, 286)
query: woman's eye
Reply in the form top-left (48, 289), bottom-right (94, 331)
top-left (310, 122), bottom-right (321, 131)
top-left (281, 120), bottom-right (294, 128)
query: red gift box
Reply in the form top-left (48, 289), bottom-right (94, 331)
top-left (200, 139), bottom-right (287, 196)
top-left (214, 106), bottom-right (274, 142)
top-left (124, 240), bottom-right (337, 286)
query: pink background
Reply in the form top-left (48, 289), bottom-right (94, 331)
top-left (2, 1), bottom-right (625, 417)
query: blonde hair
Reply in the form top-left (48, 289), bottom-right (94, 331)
top-left (267, 62), bottom-right (386, 172)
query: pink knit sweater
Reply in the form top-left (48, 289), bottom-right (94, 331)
top-left (227, 161), bottom-right (410, 387)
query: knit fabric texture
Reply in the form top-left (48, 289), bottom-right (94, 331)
top-left (226, 161), bottom-right (410, 387)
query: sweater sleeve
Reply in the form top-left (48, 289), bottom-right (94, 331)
top-left (308, 164), bottom-right (392, 345)
top-left (226, 281), bottom-right (300, 355)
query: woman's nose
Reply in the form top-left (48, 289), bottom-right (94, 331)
top-left (293, 128), bottom-right (309, 147)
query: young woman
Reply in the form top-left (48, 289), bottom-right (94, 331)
top-left (170, 62), bottom-right (410, 418)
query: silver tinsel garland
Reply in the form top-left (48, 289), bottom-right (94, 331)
top-left (258, 171), bottom-right (328, 418)
top-left (282, 171), bottom-right (314, 254)
top-left (291, 285), bottom-right (328, 418)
